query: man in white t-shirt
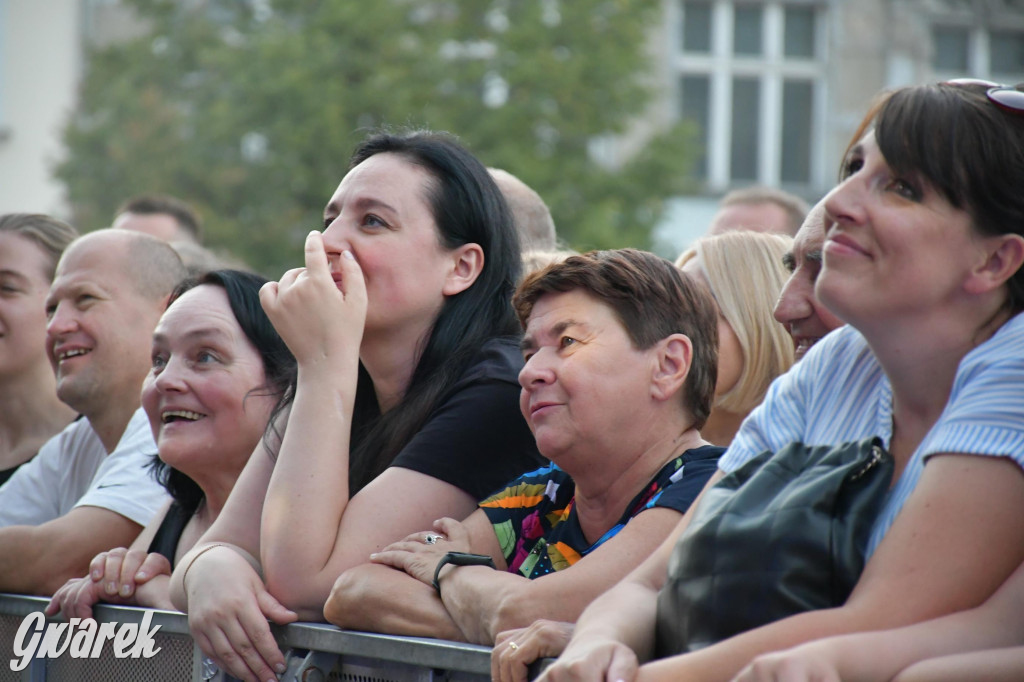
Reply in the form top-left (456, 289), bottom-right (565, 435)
top-left (0, 229), bottom-right (186, 595)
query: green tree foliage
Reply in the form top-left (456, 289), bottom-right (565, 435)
top-left (58, 0), bottom-right (698, 275)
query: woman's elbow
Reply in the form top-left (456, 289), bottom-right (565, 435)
top-left (263, 570), bottom-right (328, 620)
top-left (323, 567), bottom-right (372, 629)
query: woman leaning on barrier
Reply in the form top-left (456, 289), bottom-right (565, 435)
top-left (324, 249), bottom-right (724, 652)
top-left (513, 81), bottom-right (1024, 682)
top-left (156, 130), bottom-right (544, 682)
top-left (44, 270), bottom-right (294, 619)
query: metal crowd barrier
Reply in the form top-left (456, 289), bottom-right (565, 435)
top-left (0, 594), bottom-right (492, 682)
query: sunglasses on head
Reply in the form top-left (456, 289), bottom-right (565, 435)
top-left (944, 79), bottom-right (1024, 116)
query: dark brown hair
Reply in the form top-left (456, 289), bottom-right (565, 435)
top-left (849, 82), bottom-right (1024, 312)
top-left (513, 248), bottom-right (719, 429)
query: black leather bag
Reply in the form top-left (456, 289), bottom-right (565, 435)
top-left (655, 437), bottom-right (894, 656)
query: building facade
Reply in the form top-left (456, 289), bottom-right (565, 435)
top-left (2, 0), bottom-right (1022, 242)
top-left (655, 0), bottom-right (1024, 249)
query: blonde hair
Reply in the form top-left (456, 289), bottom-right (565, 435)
top-left (676, 231), bottom-right (794, 414)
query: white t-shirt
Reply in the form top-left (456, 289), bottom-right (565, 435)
top-left (0, 407), bottom-right (169, 528)
top-left (721, 313), bottom-right (1024, 557)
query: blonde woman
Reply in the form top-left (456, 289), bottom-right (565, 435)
top-left (676, 231), bottom-right (794, 446)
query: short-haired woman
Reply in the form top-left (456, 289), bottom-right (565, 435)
top-left (326, 249), bottom-right (723, 655)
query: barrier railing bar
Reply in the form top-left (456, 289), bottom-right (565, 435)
top-left (0, 594), bottom-right (493, 678)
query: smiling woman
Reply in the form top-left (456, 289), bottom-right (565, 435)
top-left (0, 214), bottom-right (78, 485)
top-left (44, 269), bottom-right (296, 620)
top-left (536, 81), bottom-right (1024, 682)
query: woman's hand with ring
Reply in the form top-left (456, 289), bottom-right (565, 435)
top-left (493, 620), bottom-right (576, 682)
top-left (371, 518), bottom-right (472, 586)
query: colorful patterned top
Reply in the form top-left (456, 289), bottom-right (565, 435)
top-left (479, 445), bottom-right (723, 579)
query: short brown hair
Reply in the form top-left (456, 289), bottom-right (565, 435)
top-left (513, 248), bottom-right (719, 428)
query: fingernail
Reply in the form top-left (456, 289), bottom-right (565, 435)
top-left (343, 250), bottom-right (355, 260)
top-left (309, 229), bottom-right (319, 237)
top-left (120, 585), bottom-right (132, 597)
top-left (275, 662), bottom-right (287, 673)
top-left (92, 570), bottom-right (101, 580)
top-left (369, 553), bottom-right (377, 559)
top-left (106, 582), bottom-right (116, 594)
top-left (136, 572), bottom-right (147, 580)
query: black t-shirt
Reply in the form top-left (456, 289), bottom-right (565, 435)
top-left (147, 501), bottom-right (192, 569)
top-left (391, 336), bottom-right (546, 500)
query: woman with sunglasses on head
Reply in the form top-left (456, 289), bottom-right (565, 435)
top-left (161, 130), bottom-right (543, 682)
top-left (527, 81), bottom-right (1024, 682)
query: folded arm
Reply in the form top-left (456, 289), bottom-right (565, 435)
top-left (640, 453), bottom-right (1024, 682)
top-left (441, 507), bottom-right (686, 644)
top-left (735, 555), bottom-right (1024, 682)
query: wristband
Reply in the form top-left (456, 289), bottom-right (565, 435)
top-left (432, 551), bottom-right (496, 597)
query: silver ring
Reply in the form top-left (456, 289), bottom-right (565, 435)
top-left (424, 533), bottom-right (443, 545)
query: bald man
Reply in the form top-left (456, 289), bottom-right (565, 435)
top-left (0, 229), bottom-right (187, 595)
top-left (489, 168), bottom-right (557, 251)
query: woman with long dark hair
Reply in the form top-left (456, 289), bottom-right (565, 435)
top-left (163, 130), bottom-right (543, 682)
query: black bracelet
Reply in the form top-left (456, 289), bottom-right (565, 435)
top-left (432, 551), bottom-right (496, 597)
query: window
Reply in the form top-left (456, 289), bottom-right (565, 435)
top-left (990, 30), bottom-right (1024, 76)
top-left (730, 77), bottom-right (760, 180)
top-left (781, 80), bottom-right (813, 183)
top-left (674, 0), bottom-right (827, 190)
top-left (680, 75), bottom-right (711, 178)
top-left (931, 24), bottom-right (1024, 83)
top-left (683, 2), bottom-right (713, 53)
top-left (733, 6), bottom-right (763, 56)
top-left (783, 6), bottom-right (815, 58)
top-left (932, 26), bottom-right (969, 71)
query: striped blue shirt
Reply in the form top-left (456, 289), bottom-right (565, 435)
top-left (720, 313), bottom-right (1024, 556)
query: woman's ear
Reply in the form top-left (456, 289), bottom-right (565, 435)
top-left (651, 334), bottom-right (693, 402)
top-left (442, 243), bottom-right (485, 296)
top-left (965, 234), bottom-right (1024, 296)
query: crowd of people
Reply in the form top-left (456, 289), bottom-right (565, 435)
top-left (1, 79), bottom-right (1023, 682)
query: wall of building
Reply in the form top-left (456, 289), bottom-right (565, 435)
top-left (0, 0), bottom-right (82, 217)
